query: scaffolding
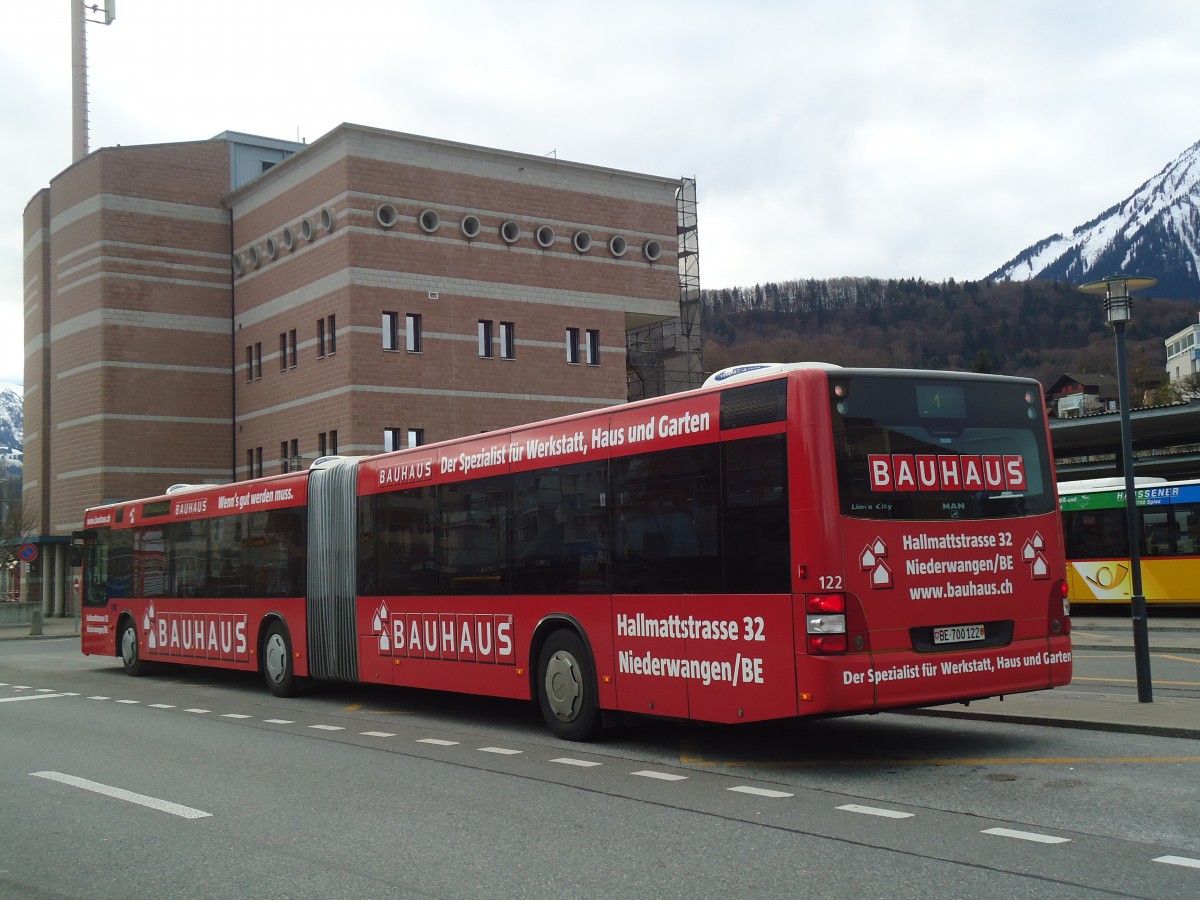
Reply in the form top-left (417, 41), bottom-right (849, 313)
top-left (626, 177), bottom-right (705, 401)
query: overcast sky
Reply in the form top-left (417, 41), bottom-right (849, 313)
top-left (4, 1), bottom-right (1200, 385)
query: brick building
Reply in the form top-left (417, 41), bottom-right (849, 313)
top-left (22, 123), bottom-right (701, 615)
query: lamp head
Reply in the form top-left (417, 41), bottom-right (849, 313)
top-left (1079, 275), bottom-right (1157, 327)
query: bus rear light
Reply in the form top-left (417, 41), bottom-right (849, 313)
top-left (1049, 578), bottom-right (1071, 635)
top-left (806, 593), bottom-right (846, 614)
top-left (808, 634), bottom-right (848, 654)
top-left (806, 614), bottom-right (846, 634)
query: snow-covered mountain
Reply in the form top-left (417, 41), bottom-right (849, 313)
top-left (0, 384), bottom-right (23, 455)
top-left (990, 139), bottom-right (1200, 299)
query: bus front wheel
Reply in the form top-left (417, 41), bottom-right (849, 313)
top-left (119, 620), bottom-right (144, 677)
top-left (537, 630), bottom-right (601, 741)
top-left (262, 622), bottom-right (298, 697)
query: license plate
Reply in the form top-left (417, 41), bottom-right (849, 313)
top-left (933, 624), bottom-right (985, 644)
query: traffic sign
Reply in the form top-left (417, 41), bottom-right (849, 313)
top-left (18, 543), bottom-right (38, 562)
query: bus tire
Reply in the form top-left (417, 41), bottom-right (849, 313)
top-left (262, 621), bottom-right (298, 698)
top-left (537, 630), bottom-right (601, 741)
top-left (119, 619), bottom-right (145, 677)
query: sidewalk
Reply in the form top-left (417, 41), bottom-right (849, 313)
top-left (2, 613), bottom-right (1197, 739)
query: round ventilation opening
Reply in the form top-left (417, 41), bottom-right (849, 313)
top-left (264, 237), bottom-right (278, 260)
top-left (536, 225), bottom-right (556, 248)
top-left (319, 207), bottom-right (335, 232)
top-left (609, 235), bottom-right (628, 257)
top-left (572, 230), bottom-right (592, 253)
top-left (377, 203), bottom-right (399, 228)
top-left (281, 227), bottom-right (295, 251)
top-left (247, 245), bottom-right (260, 268)
top-left (232, 254), bottom-right (243, 276)
top-left (301, 218), bottom-right (314, 241)
top-left (643, 240), bottom-right (662, 263)
top-left (461, 215), bottom-right (481, 239)
top-left (500, 220), bottom-right (521, 244)
top-left (419, 209), bottom-right (440, 234)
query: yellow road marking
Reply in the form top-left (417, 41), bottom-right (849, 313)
top-left (679, 753), bottom-right (1200, 768)
top-left (1072, 675), bottom-right (1200, 687)
top-left (343, 703), bottom-right (363, 711)
top-left (1159, 654), bottom-right (1200, 665)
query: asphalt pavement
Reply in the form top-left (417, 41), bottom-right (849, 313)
top-left (3, 610), bottom-right (1197, 739)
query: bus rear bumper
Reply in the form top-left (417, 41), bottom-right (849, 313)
top-left (797, 634), bottom-right (1073, 715)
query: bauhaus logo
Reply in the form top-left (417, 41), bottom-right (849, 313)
top-left (868, 453), bottom-right (1027, 493)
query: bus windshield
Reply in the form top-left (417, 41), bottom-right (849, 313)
top-left (831, 373), bottom-right (1055, 520)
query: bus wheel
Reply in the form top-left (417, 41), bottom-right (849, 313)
top-left (119, 620), bottom-right (144, 677)
top-left (537, 630), bottom-right (601, 741)
top-left (262, 622), bottom-right (298, 698)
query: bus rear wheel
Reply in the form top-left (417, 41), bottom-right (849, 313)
top-left (262, 622), bottom-right (298, 697)
top-left (537, 630), bottom-right (601, 741)
top-left (119, 619), bottom-right (144, 677)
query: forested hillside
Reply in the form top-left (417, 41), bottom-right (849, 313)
top-left (701, 278), bottom-right (1199, 390)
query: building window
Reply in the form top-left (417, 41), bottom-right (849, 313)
top-left (318, 432), bottom-right (328, 457)
top-left (407, 428), bottom-right (425, 448)
top-left (384, 428), bottom-right (401, 452)
top-left (247, 447), bottom-right (263, 479)
top-left (406, 314), bottom-right (422, 353)
top-left (279, 334), bottom-right (288, 372)
top-left (478, 320), bottom-right (494, 358)
top-left (566, 327), bottom-right (580, 365)
top-left (330, 430), bottom-right (338, 454)
top-left (289, 329), bottom-right (298, 368)
top-left (383, 311), bottom-right (399, 351)
top-left (245, 345), bottom-right (254, 383)
top-left (500, 322), bottom-right (515, 360)
top-left (254, 343), bottom-right (263, 379)
top-left (280, 441), bottom-right (289, 473)
top-left (318, 315), bottom-right (336, 357)
top-left (585, 329), bottom-right (600, 366)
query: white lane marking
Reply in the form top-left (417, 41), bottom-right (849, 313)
top-left (32, 771), bottom-right (211, 820)
top-left (1154, 855), bottom-right (1200, 869)
top-left (13, 685), bottom-right (31, 690)
top-left (88, 696), bottom-right (110, 700)
top-left (729, 786), bottom-right (793, 799)
top-left (148, 704), bottom-right (175, 709)
top-left (632, 770), bottom-right (688, 782)
top-left (308, 725), bottom-right (345, 731)
top-left (838, 804), bottom-right (915, 819)
top-left (62, 692), bottom-right (80, 697)
top-left (478, 746), bottom-right (522, 755)
top-left (551, 758), bottom-right (602, 768)
top-left (115, 700), bottom-right (139, 705)
top-left (0, 682), bottom-right (7, 686)
top-left (220, 713), bottom-right (252, 719)
top-left (0, 693), bottom-right (71, 703)
top-left (263, 719), bottom-right (294, 725)
top-left (982, 827), bottom-right (1070, 844)
top-left (360, 731), bottom-right (395, 738)
top-left (183, 708), bottom-right (210, 714)
top-left (34, 688), bottom-right (56, 693)
top-left (417, 738), bottom-right (459, 746)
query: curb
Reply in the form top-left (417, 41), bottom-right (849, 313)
top-left (907, 706), bottom-right (1200, 741)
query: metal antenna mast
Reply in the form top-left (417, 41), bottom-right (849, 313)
top-left (72, 1), bottom-right (117, 162)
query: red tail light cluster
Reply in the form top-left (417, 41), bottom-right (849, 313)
top-left (1049, 578), bottom-right (1071, 636)
top-left (806, 593), bottom-right (847, 654)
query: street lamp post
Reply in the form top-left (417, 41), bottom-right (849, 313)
top-left (1079, 274), bottom-right (1156, 703)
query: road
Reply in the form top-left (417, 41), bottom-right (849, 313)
top-left (1, 638), bottom-right (1198, 899)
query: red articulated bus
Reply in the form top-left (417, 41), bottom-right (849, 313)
top-left (79, 364), bottom-right (1072, 740)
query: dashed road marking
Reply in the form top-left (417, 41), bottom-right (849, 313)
top-left (729, 785), bottom-right (793, 799)
top-left (263, 718), bottom-right (294, 725)
top-left (220, 713), bottom-right (251, 719)
top-left (148, 703), bottom-right (175, 709)
top-left (0, 693), bottom-right (71, 703)
top-left (32, 771), bottom-right (212, 820)
top-left (360, 731), bottom-right (395, 738)
top-left (838, 803), bottom-right (915, 819)
top-left (478, 746), bottom-right (521, 755)
top-left (183, 708), bottom-right (210, 714)
top-left (417, 738), bottom-right (459, 746)
top-left (115, 699), bottom-right (139, 705)
top-left (551, 757), bottom-right (602, 768)
top-left (1154, 855), bottom-right (1200, 869)
top-left (982, 827), bottom-right (1070, 844)
top-left (309, 724), bottom-right (344, 731)
top-left (632, 770), bottom-right (688, 781)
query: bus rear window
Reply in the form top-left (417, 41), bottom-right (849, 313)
top-left (830, 374), bottom-right (1055, 520)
